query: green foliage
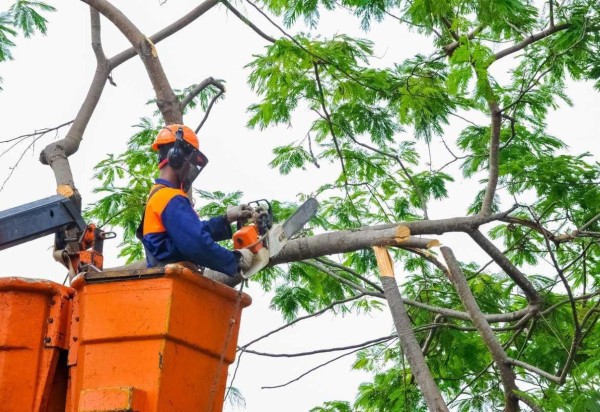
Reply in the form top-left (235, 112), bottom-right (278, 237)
top-left (84, 118), bottom-right (160, 262)
top-left (0, 1), bottom-right (54, 63)
top-left (81, 0), bottom-right (600, 410)
top-left (9, 1), bottom-right (55, 37)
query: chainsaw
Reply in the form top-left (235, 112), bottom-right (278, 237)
top-left (232, 198), bottom-right (318, 278)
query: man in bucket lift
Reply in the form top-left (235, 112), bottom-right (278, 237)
top-left (137, 124), bottom-right (254, 275)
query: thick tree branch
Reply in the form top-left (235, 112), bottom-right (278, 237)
top-left (40, 1), bottom-right (221, 205)
top-left (480, 100), bottom-right (501, 216)
top-left (40, 9), bottom-right (111, 206)
top-left (441, 247), bottom-right (520, 412)
top-left (110, 0), bottom-right (221, 67)
top-left (468, 229), bottom-right (541, 303)
top-left (81, 0), bottom-right (181, 124)
top-left (374, 247), bottom-right (449, 412)
top-left (492, 23), bottom-right (570, 62)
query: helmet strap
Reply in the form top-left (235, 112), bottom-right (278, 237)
top-left (158, 158), bottom-right (169, 169)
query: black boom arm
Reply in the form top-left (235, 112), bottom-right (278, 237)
top-left (0, 195), bottom-right (87, 251)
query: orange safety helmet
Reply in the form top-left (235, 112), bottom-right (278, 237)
top-left (152, 124), bottom-right (199, 151)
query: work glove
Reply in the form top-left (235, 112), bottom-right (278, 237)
top-left (226, 204), bottom-right (253, 224)
top-left (234, 248), bottom-right (255, 272)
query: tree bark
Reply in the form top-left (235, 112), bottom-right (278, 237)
top-left (374, 246), bottom-right (449, 412)
top-left (80, 0), bottom-right (181, 123)
top-left (441, 247), bottom-right (520, 412)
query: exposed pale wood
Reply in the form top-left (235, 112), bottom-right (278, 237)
top-left (373, 246), bottom-right (395, 277)
top-left (427, 239), bottom-right (441, 248)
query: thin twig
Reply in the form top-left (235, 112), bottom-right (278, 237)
top-left (315, 257), bottom-right (384, 292)
top-left (222, 0), bottom-right (276, 43)
top-left (244, 334), bottom-right (396, 358)
top-left (239, 293), bottom-right (366, 350)
top-left (261, 339), bottom-right (390, 389)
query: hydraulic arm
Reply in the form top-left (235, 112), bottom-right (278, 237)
top-left (0, 195), bottom-right (113, 271)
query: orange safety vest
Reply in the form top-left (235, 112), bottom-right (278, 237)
top-left (142, 184), bottom-right (188, 236)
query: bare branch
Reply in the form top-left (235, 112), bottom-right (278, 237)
top-left (493, 23), bottom-right (570, 62)
top-left (441, 247), bottom-right (520, 411)
top-left (382, 278), bottom-right (450, 410)
top-left (315, 257), bottom-right (383, 293)
top-left (222, 0), bottom-right (276, 43)
top-left (468, 229), bottom-right (541, 303)
top-left (239, 293), bottom-right (366, 350)
top-left (195, 85), bottom-right (226, 133)
top-left (110, 0), bottom-right (221, 67)
top-left (81, 0), bottom-right (181, 123)
top-left (244, 334), bottom-right (395, 357)
top-left (507, 358), bottom-right (561, 384)
top-left (480, 101), bottom-right (501, 216)
top-left (261, 339), bottom-right (384, 390)
top-left (180, 77), bottom-right (225, 112)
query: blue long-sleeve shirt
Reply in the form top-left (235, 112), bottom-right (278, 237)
top-left (142, 179), bottom-right (239, 275)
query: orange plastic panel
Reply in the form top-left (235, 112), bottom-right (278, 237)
top-left (0, 277), bottom-right (74, 412)
top-left (67, 265), bottom-right (251, 412)
top-left (79, 387), bottom-right (143, 412)
top-left (233, 225), bottom-right (263, 253)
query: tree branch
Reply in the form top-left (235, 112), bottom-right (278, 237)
top-left (244, 334), bottom-right (395, 357)
top-left (374, 246), bottom-right (450, 412)
top-left (239, 293), bottom-right (366, 350)
top-left (480, 100), bottom-right (501, 216)
top-left (81, 0), bottom-right (181, 124)
top-left (110, 0), bottom-right (221, 67)
top-left (468, 229), bottom-right (541, 304)
top-left (222, 0), bottom-right (276, 43)
top-left (443, 24), bottom-right (486, 56)
top-left (260, 340), bottom-right (384, 390)
top-left (180, 76), bottom-right (225, 111)
top-left (506, 358), bottom-right (561, 384)
top-left (441, 247), bottom-right (520, 412)
top-left (493, 23), bottom-right (570, 62)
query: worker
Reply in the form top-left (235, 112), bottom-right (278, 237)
top-left (137, 124), bottom-right (254, 276)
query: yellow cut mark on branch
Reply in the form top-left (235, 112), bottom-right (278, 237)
top-left (146, 37), bottom-right (158, 57)
top-left (394, 225), bottom-right (410, 243)
top-left (426, 239), bottom-right (441, 248)
top-left (57, 184), bottom-right (74, 198)
top-left (373, 246), bottom-right (395, 278)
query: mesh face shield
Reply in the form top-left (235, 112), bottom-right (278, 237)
top-left (178, 146), bottom-right (209, 192)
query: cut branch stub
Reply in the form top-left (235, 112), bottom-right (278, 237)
top-left (373, 245), bottom-right (395, 277)
top-left (394, 225), bottom-right (410, 243)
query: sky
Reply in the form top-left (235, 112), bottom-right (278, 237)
top-left (0, 1), bottom-right (599, 411)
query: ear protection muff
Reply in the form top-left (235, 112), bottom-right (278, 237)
top-left (167, 127), bottom-right (185, 169)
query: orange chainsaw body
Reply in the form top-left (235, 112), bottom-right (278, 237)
top-left (232, 225), bottom-right (263, 253)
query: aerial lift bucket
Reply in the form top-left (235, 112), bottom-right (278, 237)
top-left (0, 277), bottom-right (74, 412)
top-left (67, 264), bottom-right (251, 412)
